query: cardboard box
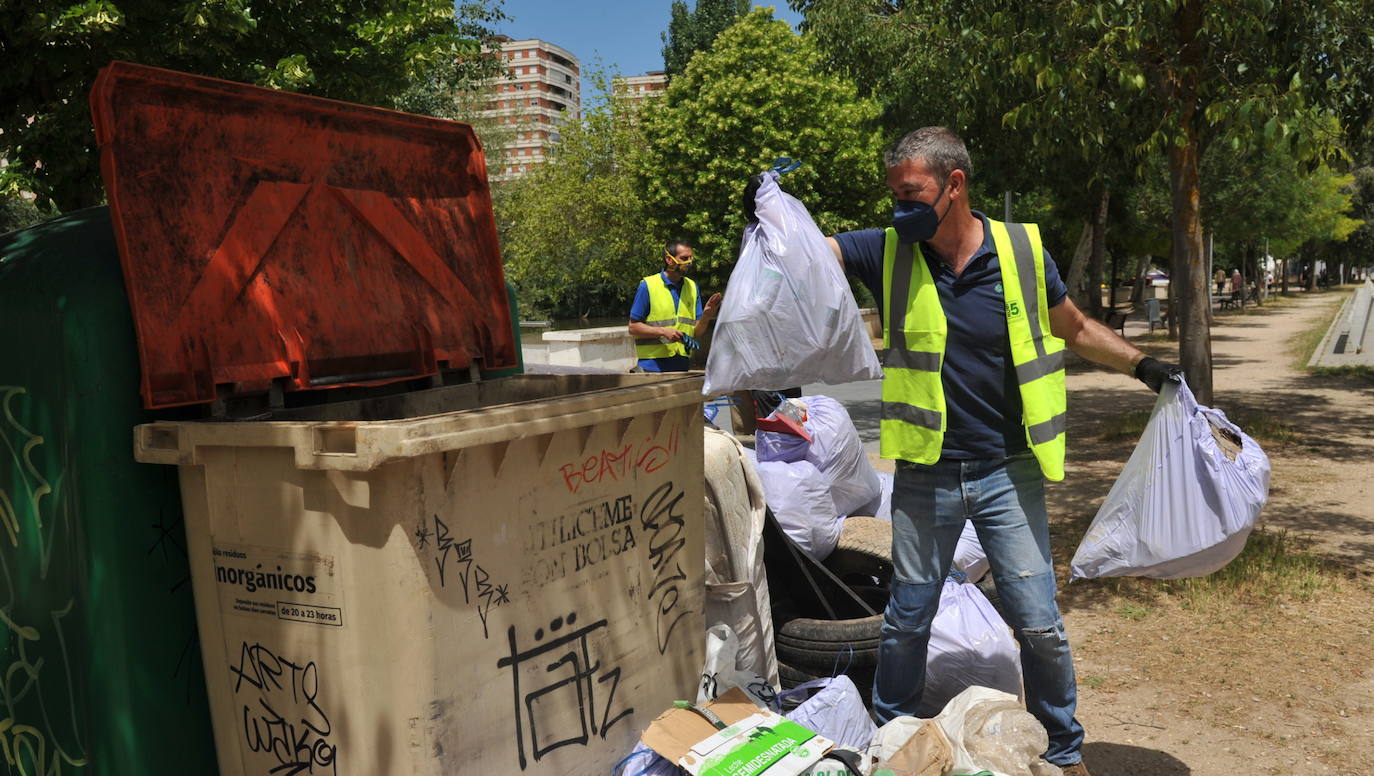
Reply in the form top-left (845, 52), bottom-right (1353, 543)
top-left (642, 688), bottom-right (834, 776)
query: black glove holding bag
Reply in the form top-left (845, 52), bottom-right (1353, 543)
top-left (1134, 356), bottom-right (1183, 393)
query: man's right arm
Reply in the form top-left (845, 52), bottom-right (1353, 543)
top-left (827, 236), bottom-right (844, 272)
top-left (628, 319), bottom-right (683, 342)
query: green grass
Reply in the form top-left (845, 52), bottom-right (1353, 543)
top-left (1101, 528), bottom-right (1347, 615)
top-left (1309, 364), bottom-right (1374, 382)
top-left (1116, 601), bottom-right (1153, 621)
top-left (1097, 409), bottom-right (1297, 445)
top-left (1288, 294), bottom-right (1350, 370)
top-left (1159, 528), bottom-right (1339, 607)
top-left (1080, 674), bottom-right (1108, 689)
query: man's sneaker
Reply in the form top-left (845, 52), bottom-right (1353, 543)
top-left (1059, 762), bottom-right (1092, 776)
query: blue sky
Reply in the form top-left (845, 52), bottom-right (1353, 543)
top-left (494, 1), bottom-right (803, 98)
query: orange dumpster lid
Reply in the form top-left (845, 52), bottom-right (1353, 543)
top-left (90, 61), bottom-right (518, 409)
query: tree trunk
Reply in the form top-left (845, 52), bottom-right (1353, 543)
top-left (1088, 182), bottom-right (1110, 318)
top-left (1130, 254), bottom-right (1151, 306)
top-left (1239, 242), bottom-right (1249, 310)
top-left (1281, 258), bottom-right (1289, 295)
top-left (1064, 222), bottom-right (1093, 310)
top-left (1168, 0), bottom-right (1212, 403)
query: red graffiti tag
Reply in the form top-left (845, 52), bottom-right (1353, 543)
top-left (559, 425), bottom-right (680, 494)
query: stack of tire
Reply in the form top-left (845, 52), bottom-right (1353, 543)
top-left (773, 517), bottom-right (890, 703)
top-left (773, 517), bottom-right (1007, 707)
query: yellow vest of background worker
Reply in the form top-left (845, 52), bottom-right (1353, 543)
top-left (878, 219), bottom-right (1068, 480)
top-left (634, 273), bottom-right (699, 360)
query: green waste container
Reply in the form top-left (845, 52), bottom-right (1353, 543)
top-left (0, 207), bottom-right (218, 775)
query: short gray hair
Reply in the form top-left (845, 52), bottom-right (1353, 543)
top-left (884, 127), bottom-right (973, 182)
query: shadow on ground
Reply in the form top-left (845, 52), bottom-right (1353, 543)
top-left (1081, 742), bottom-right (1191, 775)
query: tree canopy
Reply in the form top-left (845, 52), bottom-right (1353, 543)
top-left (795, 0), bottom-right (1374, 402)
top-left (498, 72), bottom-right (659, 320)
top-left (640, 8), bottom-right (887, 294)
top-left (1, 0), bottom-right (506, 210)
top-left (660, 0), bottom-right (749, 78)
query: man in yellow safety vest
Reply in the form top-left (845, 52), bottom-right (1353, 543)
top-left (628, 240), bottom-right (722, 372)
top-left (754, 127), bottom-right (1178, 776)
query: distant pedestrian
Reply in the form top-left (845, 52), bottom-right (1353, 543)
top-left (1230, 268), bottom-right (1243, 298)
top-left (1215, 268), bottom-right (1226, 295)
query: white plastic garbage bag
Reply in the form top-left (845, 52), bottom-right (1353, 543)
top-left (935, 686), bottom-right (1052, 776)
top-left (801, 396), bottom-right (882, 516)
top-left (919, 577), bottom-right (1022, 718)
top-left (952, 521), bottom-right (990, 582)
top-left (704, 172), bottom-right (883, 394)
top-left (1071, 377), bottom-right (1270, 580)
top-left (698, 623), bottom-right (779, 710)
top-left (756, 428), bottom-right (811, 463)
top-left (756, 460), bottom-right (844, 560)
top-left (782, 675), bottom-right (878, 752)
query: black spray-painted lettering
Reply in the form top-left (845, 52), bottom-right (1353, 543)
top-left (230, 641), bottom-right (337, 775)
top-left (496, 613), bottom-right (633, 770)
top-left (641, 481), bottom-right (691, 655)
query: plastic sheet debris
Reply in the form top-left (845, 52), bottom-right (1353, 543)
top-left (934, 686), bottom-right (1054, 776)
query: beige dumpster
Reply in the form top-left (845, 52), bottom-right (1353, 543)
top-left (135, 373), bottom-right (706, 776)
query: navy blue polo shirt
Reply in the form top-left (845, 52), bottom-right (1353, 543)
top-left (834, 212), bottom-right (1067, 459)
top-left (629, 271), bottom-right (704, 372)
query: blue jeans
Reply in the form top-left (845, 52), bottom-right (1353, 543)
top-left (874, 452), bottom-right (1085, 767)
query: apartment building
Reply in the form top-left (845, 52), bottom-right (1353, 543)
top-left (482, 36), bottom-right (581, 179)
top-left (613, 71), bottom-right (668, 105)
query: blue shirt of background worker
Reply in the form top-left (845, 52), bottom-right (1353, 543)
top-left (833, 211), bottom-right (1068, 460)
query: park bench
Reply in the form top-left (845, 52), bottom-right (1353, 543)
top-left (1104, 307), bottom-right (1128, 337)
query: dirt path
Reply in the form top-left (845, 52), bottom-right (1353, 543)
top-left (1050, 290), bottom-right (1374, 775)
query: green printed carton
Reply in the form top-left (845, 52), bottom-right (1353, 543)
top-left (641, 689), bottom-right (834, 776)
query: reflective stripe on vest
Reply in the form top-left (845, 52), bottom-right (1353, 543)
top-left (879, 220), bottom-right (1067, 480)
top-left (635, 273), bottom-right (698, 359)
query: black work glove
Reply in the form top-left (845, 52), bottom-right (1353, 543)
top-left (1134, 356), bottom-right (1182, 393)
top-left (741, 174), bottom-right (764, 223)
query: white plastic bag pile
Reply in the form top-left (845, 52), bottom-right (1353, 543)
top-left (935, 687), bottom-right (1059, 776)
top-left (919, 575), bottom-right (1021, 718)
top-left (703, 172), bottom-right (883, 395)
top-left (1072, 377), bottom-right (1270, 580)
top-left (753, 396), bottom-right (881, 559)
top-left (869, 686), bottom-right (1060, 776)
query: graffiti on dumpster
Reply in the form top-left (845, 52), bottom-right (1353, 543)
top-left (230, 641), bottom-right (337, 776)
top-left (557, 424), bottom-right (680, 495)
top-left (522, 494), bottom-right (638, 590)
top-left (641, 481), bottom-right (692, 656)
top-left (496, 612), bottom-right (632, 770)
top-left (1, 386), bottom-right (89, 775)
top-left (425, 515), bottom-right (509, 638)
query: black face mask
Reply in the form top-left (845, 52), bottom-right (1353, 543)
top-left (891, 179), bottom-right (949, 243)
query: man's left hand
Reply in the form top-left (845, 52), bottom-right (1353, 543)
top-left (1134, 356), bottom-right (1183, 393)
top-left (704, 292), bottom-right (723, 316)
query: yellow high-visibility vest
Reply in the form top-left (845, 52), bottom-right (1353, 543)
top-left (634, 272), bottom-right (698, 360)
top-left (879, 219), bottom-right (1067, 480)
